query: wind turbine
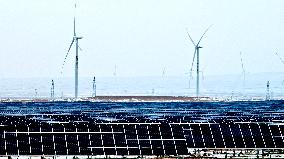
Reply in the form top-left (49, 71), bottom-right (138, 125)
top-left (162, 67), bottom-right (166, 78)
top-left (61, 3), bottom-right (83, 99)
top-left (186, 25), bottom-right (212, 97)
top-left (239, 51), bottom-right (246, 87)
top-left (113, 64), bottom-right (117, 77)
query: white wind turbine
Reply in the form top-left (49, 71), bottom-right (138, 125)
top-left (61, 3), bottom-right (83, 99)
top-left (186, 25), bottom-right (212, 97)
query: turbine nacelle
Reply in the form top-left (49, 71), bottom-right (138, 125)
top-left (74, 36), bottom-right (83, 40)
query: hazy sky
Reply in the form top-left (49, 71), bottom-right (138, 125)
top-left (0, 0), bottom-right (283, 78)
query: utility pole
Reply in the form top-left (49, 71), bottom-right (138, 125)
top-left (266, 81), bottom-right (270, 100)
top-left (51, 80), bottom-right (55, 99)
top-left (35, 89), bottom-right (38, 98)
top-left (92, 76), bottom-right (96, 97)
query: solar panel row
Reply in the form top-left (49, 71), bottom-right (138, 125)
top-left (0, 101), bottom-right (284, 156)
top-left (1, 119), bottom-right (284, 155)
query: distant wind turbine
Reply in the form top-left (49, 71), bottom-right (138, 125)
top-left (113, 65), bottom-right (117, 77)
top-left (162, 67), bottom-right (166, 78)
top-left (239, 51), bottom-right (246, 86)
top-left (186, 25), bottom-right (212, 97)
top-left (61, 3), bottom-right (83, 99)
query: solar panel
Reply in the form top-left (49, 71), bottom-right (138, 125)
top-left (163, 140), bottom-right (176, 155)
top-left (190, 124), bottom-right (204, 148)
top-left (239, 124), bottom-right (254, 148)
top-left (249, 123), bottom-right (264, 148)
top-left (137, 125), bottom-right (149, 139)
top-left (55, 143), bottom-right (67, 155)
top-left (270, 125), bottom-right (283, 148)
top-left (116, 147), bottom-right (128, 156)
top-left (200, 124), bottom-right (215, 148)
top-left (231, 124), bottom-right (245, 148)
top-left (160, 123), bottom-right (172, 139)
top-left (92, 148), bottom-right (104, 155)
top-left (140, 140), bottom-right (152, 155)
top-left (259, 124), bottom-right (275, 148)
top-left (175, 140), bottom-right (187, 155)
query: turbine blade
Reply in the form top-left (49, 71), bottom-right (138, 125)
top-left (275, 52), bottom-right (284, 65)
top-left (186, 28), bottom-right (196, 46)
top-left (67, 39), bottom-right (75, 55)
top-left (189, 49), bottom-right (197, 79)
top-left (61, 39), bottom-right (75, 73)
top-left (73, 2), bottom-right (77, 36)
top-left (240, 51), bottom-right (245, 74)
top-left (73, 17), bottom-right (76, 36)
top-left (78, 45), bottom-right (83, 51)
top-left (196, 24), bottom-right (213, 46)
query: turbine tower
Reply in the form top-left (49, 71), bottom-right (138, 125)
top-left (187, 25), bottom-right (212, 97)
top-left (62, 3), bottom-right (83, 99)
